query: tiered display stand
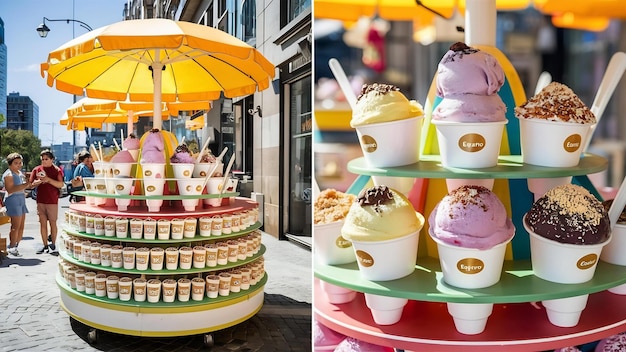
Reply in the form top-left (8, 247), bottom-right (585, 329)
top-left (58, 192), bottom-right (265, 346)
top-left (313, 154), bottom-right (626, 351)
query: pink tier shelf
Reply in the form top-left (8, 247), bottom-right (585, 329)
top-left (314, 279), bottom-right (626, 352)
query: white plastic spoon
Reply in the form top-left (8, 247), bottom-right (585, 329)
top-left (534, 71), bottom-right (552, 95)
top-left (218, 154), bottom-right (236, 197)
top-left (329, 58), bottom-right (357, 110)
top-left (585, 52), bottom-right (626, 151)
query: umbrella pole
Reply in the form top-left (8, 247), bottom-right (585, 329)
top-left (152, 52), bottom-right (164, 130)
top-left (464, 0), bottom-right (496, 47)
top-left (127, 111), bottom-right (134, 137)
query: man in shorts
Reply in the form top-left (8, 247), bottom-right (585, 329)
top-left (30, 150), bottom-right (65, 255)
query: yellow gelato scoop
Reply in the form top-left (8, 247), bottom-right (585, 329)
top-left (341, 185), bottom-right (424, 242)
top-left (351, 83), bottom-right (424, 127)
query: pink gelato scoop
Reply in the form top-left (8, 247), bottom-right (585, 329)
top-left (428, 185), bottom-right (515, 249)
top-left (110, 150), bottom-right (135, 163)
top-left (170, 143), bottom-right (194, 163)
top-left (124, 135), bottom-right (140, 150)
top-left (433, 42), bottom-right (506, 123)
top-left (140, 129), bottom-right (166, 164)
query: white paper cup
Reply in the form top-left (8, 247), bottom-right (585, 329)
top-left (432, 120), bottom-right (507, 168)
top-left (218, 273), bottom-right (231, 296)
top-left (92, 161), bottom-right (111, 178)
top-left (205, 244), bottom-right (218, 267)
top-left (447, 302), bottom-right (494, 335)
top-left (179, 246), bottom-right (193, 269)
top-left (355, 116), bottom-right (422, 168)
top-left (542, 294), bottom-right (589, 327)
top-left (193, 245), bottom-right (206, 269)
top-left (199, 217), bottom-right (212, 237)
top-left (320, 280), bottom-right (357, 304)
top-left (104, 216), bottom-right (117, 237)
top-left (146, 279), bottom-right (161, 303)
top-left (112, 163), bottom-right (134, 178)
top-left (143, 218), bottom-right (157, 240)
top-left (100, 245), bottom-right (111, 267)
top-left (176, 178), bottom-right (204, 211)
top-left (115, 218), bottom-right (128, 238)
top-left (364, 293), bottom-right (407, 325)
top-left (162, 279), bottom-right (177, 303)
top-left (135, 247), bottom-right (150, 271)
top-left (171, 219), bottom-right (185, 239)
top-left (371, 176), bottom-right (415, 196)
top-left (191, 278), bottom-right (206, 301)
top-left (240, 268), bottom-right (251, 290)
top-left (525, 217), bottom-right (610, 284)
top-left (110, 245), bottom-right (123, 268)
top-left (143, 178), bottom-right (165, 212)
top-left (177, 278), bottom-right (191, 302)
top-left (527, 177), bottom-right (572, 201)
top-left (206, 275), bottom-right (220, 299)
top-left (150, 247), bottom-right (165, 271)
top-left (518, 118), bottom-right (593, 167)
top-left (193, 162), bottom-right (224, 178)
top-left (140, 163), bottom-right (166, 178)
top-left (217, 242), bottom-right (229, 265)
top-left (85, 214), bottom-right (95, 234)
top-left (445, 178), bottom-right (495, 193)
top-left (94, 274), bottom-right (107, 297)
top-left (84, 272), bottom-right (96, 295)
top-left (118, 277), bottom-right (133, 302)
top-left (314, 220), bottom-right (356, 265)
top-left (351, 217), bottom-right (423, 281)
top-left (112, 177), bottom-right (135, 211)
top-left (157, 219), bottom-right (170, 240)
top-left (432, 235), bottom-right (512, 289)
top-left (133, 278), bottom-right (147, 302)
top-left (183, 218), bottom-right (197, 238)
top-left (94, 215), bottom-right (105, 236)
top-left (172, 163), bottom-right (194, 179)
top-left (206, 177), bottom-right (225, 207)
top-left (106, 275), bottom-right (119, 300)
top-left (165, 247), bottom-right (179, 270)
top-left (129, 219), bottom-right (144, 239)
top-left (122, 247), bottom-right (136, 270)
top-left (601, 223), bottom-right (626, 266)
top-left (74, 270), bottom-right (86, 292)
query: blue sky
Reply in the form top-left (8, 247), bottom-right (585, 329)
top-left (0, 0), bottom-right (128, 144)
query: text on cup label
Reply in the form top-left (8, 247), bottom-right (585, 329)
top-left (458, 134), bottom-right (486, 152)
top-left (356, 250), bottom-right (375, 267)
top-left (360, 135), bottom-right (378, 153)
top-left (563, 134), bottom-right (582, 153)
top-left (456, 258), bottom-right (485, 274)
top-left (335, 236), bottom-right (353, 249)
top-left (577, 254), bottom-right (598, 270)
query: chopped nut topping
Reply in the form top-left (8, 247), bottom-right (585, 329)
top-left (515, 82), bottom-right (596, 124)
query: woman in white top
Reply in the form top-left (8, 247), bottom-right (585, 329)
top-left (3, 153), bottom-right (42, 256)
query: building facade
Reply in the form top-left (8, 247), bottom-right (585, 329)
top-left (0, 18), bottom-right (6, 129)
top-left (124, 0), bottom-right (312, 241)
top-left (6, 92), bottom-right (38, 136)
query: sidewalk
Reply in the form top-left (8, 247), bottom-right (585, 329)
top-left (0, 197), bottom-right (312, 351)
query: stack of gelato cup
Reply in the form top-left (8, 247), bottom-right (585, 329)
top-left (428, 185), bottom-right (515, 334)
top-left (524, 184), bottom-right (611, 327)
top-left (351, 83), bottom-right (424, 168)
top-left (341, 185), bottom-right (425, 325)
top-left (431, 42), bottom-right (508, 169)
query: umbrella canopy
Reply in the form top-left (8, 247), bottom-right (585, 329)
top-left (41, 18), bottom-right (274, 129)
top-left (61, 97), bottom-right (212, 131)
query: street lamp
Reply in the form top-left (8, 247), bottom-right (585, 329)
top-left (36, 16), bottom-right (93, 157)
top-left (36, 17), bottom-right (93, 38)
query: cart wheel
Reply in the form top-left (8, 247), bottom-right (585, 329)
top-left (87, 328), bottom-right (98, 344)
top-left (203, 333), bottom-right (214, 347)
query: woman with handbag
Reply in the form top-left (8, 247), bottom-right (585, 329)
top-left (29, 150), bottom-right (65, 255)
top-left (3, 153), bottom-right (42, 257)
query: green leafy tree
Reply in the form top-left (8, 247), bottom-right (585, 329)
top-left (0, 129), bottom-right (43, 171)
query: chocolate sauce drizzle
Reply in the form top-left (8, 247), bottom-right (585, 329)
top-left (357, 83), bottom-right (400, 101)
top-left (357, 186), bottom-right (394, 213)
top-left (443, 42), bottom-right (479, 64)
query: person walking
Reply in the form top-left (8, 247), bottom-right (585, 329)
top-left (30, 150), bottom-right (65, 255)
top-left (3, 153), bottom-right (42, 257)
top-left (70, 151), bottom-right (94, 203)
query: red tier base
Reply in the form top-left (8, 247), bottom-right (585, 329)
top-left (314, 280), bottom-right (626, 351)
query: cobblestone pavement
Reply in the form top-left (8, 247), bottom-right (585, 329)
top-left (0, 197), bottom-right (312, 351)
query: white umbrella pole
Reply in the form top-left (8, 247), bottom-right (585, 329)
top-left (152, 50), bottom-right (164, 130)
top-left (465, 0), bottom-right (496, 47)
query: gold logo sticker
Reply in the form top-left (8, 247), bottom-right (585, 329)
top-left (200, 171), bottom-right (207, 177)
top-left (196, 185), bottom-right (203, 192)
top-left (563, 134), bottom-right (582, 153)
top-left (116, 184), bottom-right (124, 191)
top-left (145, 170), bottom-right (153, 176)
top-left (96, 184), bottom-right (106, 191)
top-left (456, 258), bottom-right (485, 274)
top-left (183, 170), bottom-right (191, 177)
top-left (146, 185), bottom-right (156, 192)
top-left (86, 184), bottom-right (92, 190)
top-left (114, 169), bottom-right (120, 175)
top-left (186, 185), bottom-right (192, 192)
top-left (458, 134), bottom-right (486, 152)
top-left (335, 236), bottom-right (352, 249)
top-left (356, 250), bottom-right (374, 267)
top-left (577, 254), bottom-right (598, 270)
top-left (360, 135), bottom-right (377, 153)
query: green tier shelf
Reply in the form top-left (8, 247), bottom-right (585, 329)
top-left (68, 197), bottom-right (258, 218)
top-left (346, 153), bottom-right (608, 179)
top-left (59, 245), bottom-right (265, 275)
top-left (57, 273), bottom-right (267, 309)
top-left (314, 257), bottom-right (626, 304)
top-left (63, 221), bottom-right (262, 244)
top-left (57, 273), bottom-right (267, 337)
top-left (71, 191), bottom-right (238, 200)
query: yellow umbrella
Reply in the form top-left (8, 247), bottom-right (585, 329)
top-left (534, 0), bottom-right (626, 19)
top-left (41, 18), bottom-right (274, 130)
top-left (314, 0), bottom-right (530, 21)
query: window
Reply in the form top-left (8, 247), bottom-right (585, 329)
top-left (241, 0), bottom-right (256, 45)
top-left (281, 0), bottom-right (310, 26)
